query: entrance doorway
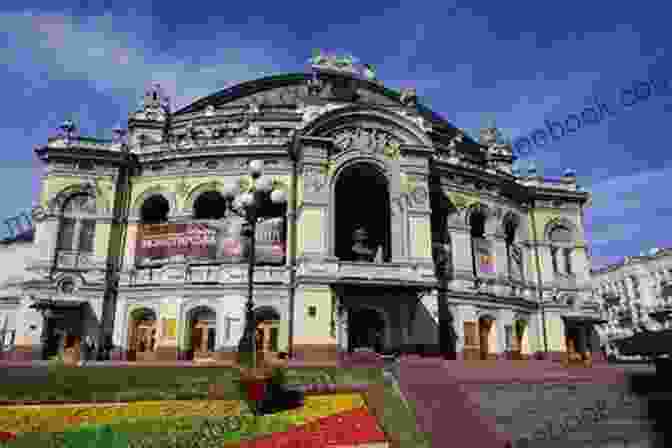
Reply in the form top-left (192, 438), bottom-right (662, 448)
top-left (128, 308), bottom-right (158, 362)
top-left (348, 308), bottom-right (385, 353)
top-left (255, 306), bottom-right (281, 361)
top-left (188, 306), bottom-right (216, 360)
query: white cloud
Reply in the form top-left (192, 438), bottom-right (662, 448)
top-left (586, 166), bottom-right (672, 253)
top-left (0, 10), bottom-right (292, 111)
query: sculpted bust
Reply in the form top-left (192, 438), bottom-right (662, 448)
top-left (351, 226), bottom-right (375, 262)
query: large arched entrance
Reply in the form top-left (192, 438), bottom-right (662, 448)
top-left (334, 163), bottom-right (391, 262)
top-left (127, 308), bottom-right (158, 362)
top-left (348, 307), bottom-right (385, 353)
top-left (187, 306), bottom-right (217, 360)
top-left (255, 306), bottom-right (280, 361)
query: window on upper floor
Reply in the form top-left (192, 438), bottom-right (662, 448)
top-left (193, 191), bottom-right (227, 220)
top-left (57, 194), bottom-right (96, 253)
top-left (140, 195), bottom-right (170, 224)
top-left (504, 216), bottom-right (524, 281)
top-left (548, 224), bottom-right (574, 277)
top-left (469, 208), bottom-right (491, 277)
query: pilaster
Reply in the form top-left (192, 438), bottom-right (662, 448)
top-left (296, 138), bottom-right (330, 262)
top-left (450, 229), bottom-right (474, 275)
top-left (539, 245), bottom-right (555, 285)
top-left (492, 233), bottom-right (508, 280)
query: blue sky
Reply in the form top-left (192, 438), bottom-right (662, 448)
top-left (0, 1), bottom-right (670, 268)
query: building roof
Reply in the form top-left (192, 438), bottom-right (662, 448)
top-left (172, 71), bottom-right (476, 143)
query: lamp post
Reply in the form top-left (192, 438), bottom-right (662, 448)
top-left (96, 125), bottom-right (134, 361)
top-left (223, 160), bottom-right (287, 370)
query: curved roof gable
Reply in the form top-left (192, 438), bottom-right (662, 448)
top-left (173, 72), bottom-right (458, 130)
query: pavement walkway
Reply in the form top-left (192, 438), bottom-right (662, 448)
top-left (392, 358), bottom-right (640, 448)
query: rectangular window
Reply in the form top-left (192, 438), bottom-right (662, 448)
top-left (58, 217), bottom-right (76, 250)
top-left (78, 219), bottom-right (96, 252)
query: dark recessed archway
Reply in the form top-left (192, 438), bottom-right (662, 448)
top-left (140, 195), bottom-right (169, 223)
top-left (348, 307), bottom-right (385, 352)
top-left (334, 163), bottom-right (391, 262)
top-left (194, 191), bottom-right (227, 220)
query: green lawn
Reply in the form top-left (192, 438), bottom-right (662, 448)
top-left (0, 365), bottom-right (432, 448)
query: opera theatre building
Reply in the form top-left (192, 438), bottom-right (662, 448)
top-left (0, 58), bottom-right (604, 364)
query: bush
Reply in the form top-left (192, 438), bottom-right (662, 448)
top-left (63, 424), bottom-right (128, 448)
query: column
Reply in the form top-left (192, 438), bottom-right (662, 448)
top-left (498, 310), bottom-right (515, 358)
top-left (492, 234), bottom-right (508, 280)
top-left (112, 297), bottom-right (127, 360)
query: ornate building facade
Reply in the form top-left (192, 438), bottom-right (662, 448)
top-left (1, 62), bottom-right (602, 362)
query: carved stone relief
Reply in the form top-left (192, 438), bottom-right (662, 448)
top-left (330, 127), bottom-right (402, 156)
top-left (227, 85), bottom-right (309, 107)
top-left (399, 88), bottom-right (417, 107)
top-left (390, 197), bottom-right (404, 217)
top-left (410, 184), bottom-right (428, 207)
top-left (303, 167), bottom-right (327, 193)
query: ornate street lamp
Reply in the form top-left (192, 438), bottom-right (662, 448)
top-left (223, 160), bottom-right (287, 369)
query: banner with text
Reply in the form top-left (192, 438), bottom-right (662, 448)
top-left (135, 217), bottom-right (285, 265)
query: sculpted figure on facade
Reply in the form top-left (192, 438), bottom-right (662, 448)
top-left (303, 167), bottom-right (327, 193)
top-left (399, 87), bottom-right (417, 107)
top-left (333, 127), bottom-right (401, 156)
top-left (351, 226), bottom-right (375, 262)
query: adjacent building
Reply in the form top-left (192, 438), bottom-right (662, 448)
top-left (0, 58), bottom-right (602, 363)
top-left (591, 248), bottom-right (672, 353)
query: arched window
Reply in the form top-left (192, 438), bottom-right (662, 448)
top-left (548, 224), bottom-right (574, 276)
top-left (57, 194), bottom-right (96, 252)
top-left (193, 191), bottom-right (227, 220)
top-left (469, 208), bottom-right (487, 277)
top-left (334, 163), bottom-right (391, 262)
top-left (504, 217), bottom-right (523, 281)
top-left (140, 195), bottom-right (169, 223)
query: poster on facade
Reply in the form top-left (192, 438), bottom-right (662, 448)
top-left (474, 238), bottom-right (495, 274)
top-left (135, 217), bottom-right (285, 266)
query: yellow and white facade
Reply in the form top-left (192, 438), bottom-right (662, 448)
top-left (1, 68), bottom-right (602, 362)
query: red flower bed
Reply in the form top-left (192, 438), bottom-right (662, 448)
top-left (237, 406), bottom-right (388, 447)
top-left (0, 431), bottom-right (16, 442)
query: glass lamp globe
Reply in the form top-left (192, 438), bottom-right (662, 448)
top-left (240, 192), bottom-right (255, 207)
top-left (249, 160), bottom-right (264, 177)
top-left (222, 182), bottom-right (239, 200)
top-left (270, 189), bottom-right (287, 204)
top-left (255, 176), bottom-right (273, 193)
